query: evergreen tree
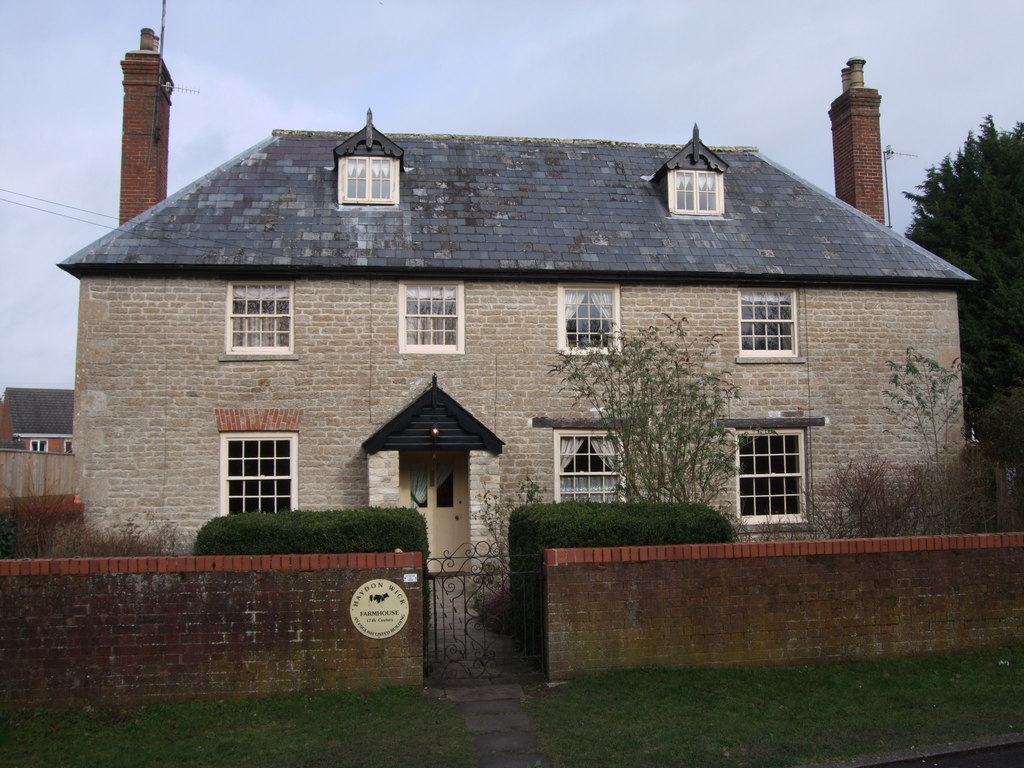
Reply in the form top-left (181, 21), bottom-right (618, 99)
top-left (905, 117), bottom-right (1024, 419)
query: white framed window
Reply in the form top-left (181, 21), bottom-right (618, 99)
top-left (64, 440), bottom-right (73, 453)
top-left (739, 290), bottom-right (796, 356)
top-left (670, 170), bottom-right (723, 215)
top-left (227, 283), bottom-right (293, 354)
top-left (558, 286), bottom-right (619, 351)
top-left (340, 156), bottom-right (399, 204)
top-left (399, 282), bottom-right (464, 353)
top-left (737, 430), bottom-right (803, 520)
top-left (221, 433), bottom-right (297, 515)
top-left (29, 439), bottom-right (47, 452)
top-left (555, 431), bottom-right (618, 502)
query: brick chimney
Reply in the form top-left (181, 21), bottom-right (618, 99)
top-left (119, 28), bottom-right (173, 224)
top-left (828, 57), bottom-right (885, 224)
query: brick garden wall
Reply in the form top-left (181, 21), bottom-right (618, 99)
top-left (0, 552), bottom-right (423, 706)
top-left (544, 534), bottom-right (1024, 679)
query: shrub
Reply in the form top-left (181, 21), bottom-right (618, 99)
top-left (508, 500), bottom-right (733, 654)
top-left (193, 507), bottom-right (429, 556)
top-left (508, 500), bottom-right (734, 557)
top-left (43, 519), bottom-right (183, 557)
top-left (0, 515), bottom-right (15, 558)
top-left (478, 584), bottom-right (512, 634)
top-left (7, 498), bottom-right (85, 558)
top-left (807, 453), bottom-right (998, 539)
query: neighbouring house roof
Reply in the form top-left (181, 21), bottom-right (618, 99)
top-left (2, 388), bottom-right (74, 437)
top-left (60, 130), bottom-right (972, 285)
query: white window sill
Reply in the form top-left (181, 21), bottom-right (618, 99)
top-left (734, 356), bottom-right (805, 365)
top-left (219, 353), bottom-right (299, 362)
top-left (399, 348), bottom-right (464, 356)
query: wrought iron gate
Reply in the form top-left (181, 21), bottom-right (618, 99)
top-left (425, 541), bottom-right (544, 680)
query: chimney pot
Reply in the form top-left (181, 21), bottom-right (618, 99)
top-left (139, 28), bottom-right (159, 53)
top-left (846, 57), bottom-right (866, 88)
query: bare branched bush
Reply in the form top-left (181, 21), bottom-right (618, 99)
top-left (41, 519), bottom-right (184, 558)
top-left (553, 316), bottom-right (739, 505)
top-left (8, 497), bottom-right (85, 558)
top-left (807, 453), bottom-right (998, 539)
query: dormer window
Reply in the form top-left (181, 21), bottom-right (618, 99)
top-left (341, 157), bottom-right (398, 204)
top-left (655, 125), bottom-right (728, 216)
top-left (334, 109), bottom-right (403, 206)
top-left (671, 169), bottom-right (723, 215)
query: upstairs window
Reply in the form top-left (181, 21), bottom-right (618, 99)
top-left (559, 286), bottom-right (619, 351)
top-left (655, 126), bottom-right (728, 216)
top-left (739, 290), bottom-right (796, 356)
top-left (227, 283), bottom-right (293, 354)
top-left (399, 282), bottom-right (464, 353)
top-left (334, 111), bottom-right (404, 206)
top-left (341, 157), bottom-right (398, 204)
top-left (670, 170), bottom-right (723, 215)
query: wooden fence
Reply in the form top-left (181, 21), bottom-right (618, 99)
top-left (0, 449), bottom-right (79, 509)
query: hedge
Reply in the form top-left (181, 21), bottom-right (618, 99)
top-left (508, 500), bottom-right (733, 557)
top-left (193, 507), bottom-right (428, 557)
top-left (508, 501), bottom-right (734, 655)
top-left (0, 515), bottom-right (15, 558)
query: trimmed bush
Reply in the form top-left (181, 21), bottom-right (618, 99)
top-left (193, 507), bottom-right (428, 557)
top-left (508, 501), bottom-right (733, 656)
top-left (508, 500), bottom-right (733, 557)
top-left (0, 515), bottom-right (15, 558)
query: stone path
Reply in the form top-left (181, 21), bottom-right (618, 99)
top-left (429, 681), bottom-right (553, 768)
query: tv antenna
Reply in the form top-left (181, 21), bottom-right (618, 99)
top-left (882, 144), bottom-right (918, 229)
top-left (155, 1), bottom-right (200, 99)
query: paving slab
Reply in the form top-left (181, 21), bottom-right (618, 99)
top-left (477, 754), bottom-right (553, 768)
top-left (464, 712), bottom-right (534, 733)
top-left (457, 698), bottom-right (524, 715)
top-left (442, 683), bottom-right (524, 702)
top-left (472, 731), bottom-right (541, 753)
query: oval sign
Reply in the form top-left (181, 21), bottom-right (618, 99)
top-left (349, 579), bottom-right (410, 639)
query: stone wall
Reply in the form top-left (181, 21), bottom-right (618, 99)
top-left (73, 276), bottom-right (961, 538)
top-left (544, 534), bottom-right (1024, 679)
top-left (0, 552), bottom-right (423, 706)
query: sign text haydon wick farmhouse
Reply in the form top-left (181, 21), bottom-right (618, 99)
top-left (349, 579), bottom-right (410, 639)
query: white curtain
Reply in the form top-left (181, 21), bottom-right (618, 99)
top-left (410, 463), bottom-right (428, 507)
top-left (560, 436), bottom-right (585, 471)
top-left (435, 462), bottom-right (452, 489)
top-left (592, 436), bottom-right (616, 471)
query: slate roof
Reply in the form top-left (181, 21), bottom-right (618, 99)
top-left (60, 131), bottom-right (971, 285)
top-left (2, 388), bottom-right (74, 436)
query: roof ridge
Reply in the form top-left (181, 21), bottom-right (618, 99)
top-left (270, 128), bottom-right (758, 152)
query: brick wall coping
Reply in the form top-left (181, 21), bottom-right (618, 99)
top-left (0, 551), bottom-right (422, 577)
top-left (544, 533), bottom-right (1024, 566)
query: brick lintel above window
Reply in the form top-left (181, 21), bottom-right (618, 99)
top-left (216, 408), bottom-right (303, 432)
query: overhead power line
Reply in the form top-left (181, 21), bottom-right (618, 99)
top-left (0, 187), bottom-right (287, 262)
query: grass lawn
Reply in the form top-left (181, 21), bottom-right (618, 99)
top-left (0, 686), bottom-right (474, 768)
top-left (525, 642), bottom-right (1024, 768)
top-left (2, 644), bottom-right (1022, 768)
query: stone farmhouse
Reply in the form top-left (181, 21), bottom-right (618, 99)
top-left (59, 31), bottom-right (970, 553)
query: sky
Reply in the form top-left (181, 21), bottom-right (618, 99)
top-left (1, 0), bottom-right (1022, 391)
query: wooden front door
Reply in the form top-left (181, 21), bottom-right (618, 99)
top-left (399, 452), bottom-right (469, 561)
